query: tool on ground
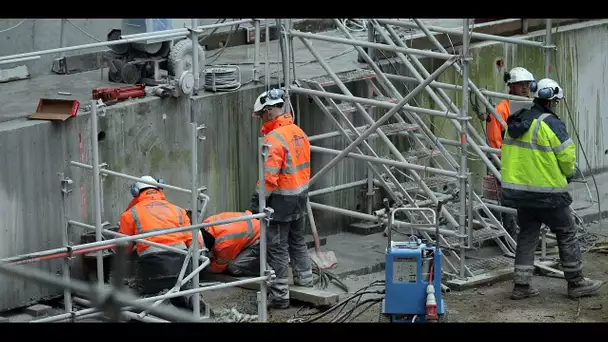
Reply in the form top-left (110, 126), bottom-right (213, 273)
top-left (92, 84), bottom-right (146, 104)
top-left (379, 200), bottom-right (447, 323)
top-left (306, 199), bottom-right (338, 270)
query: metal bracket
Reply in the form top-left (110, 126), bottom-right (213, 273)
top-left (264, 269), bottom-right (276, 286)
top-left (83, 99), bottom-right (107, 116)
top-left (263, 207), bottom-right (274, 225)
top-left (99, 163), bottom-right (109, 178)
top-left (58, 173), bottom-right (74, 195)
top-left (186, 27), bottom-right (204, 35)
top-left (196, 124), bottom-right (206, 141)
top-left (261, 143), bottom-right (271, 159)
top-left (65, 245), bottom-right (76, 265)
top-left (196, 187), bottom-right (208, 200)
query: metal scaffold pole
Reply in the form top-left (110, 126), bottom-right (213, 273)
top-left (458, 19), bottom-right (471, 279)
top-left (257, 137), bottom-right (270, 322)
top-left (545, 19), bottom-right (552, 78)
top-left (308, 57), bottom-right (457, 186)
top-left (190, 122), bottom-right (201, 319)
top-left (90, 100), bottom-right (104, 287)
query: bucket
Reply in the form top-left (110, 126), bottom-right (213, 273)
top-left (482, 175), bottom-right (502, 200)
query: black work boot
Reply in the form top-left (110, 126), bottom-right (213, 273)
top-left (567, 278), bottom-right (604, 299)
top-left (510, 284), bottom-right (540, 300)
top-left (267, 297), bottom-right (290, 310)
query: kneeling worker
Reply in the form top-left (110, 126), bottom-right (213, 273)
top-left (118, 175), bottom-right (203, 310)
top-left (200, 211), bottom-right (261, 277)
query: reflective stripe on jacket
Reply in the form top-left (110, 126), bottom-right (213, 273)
top-left (501, 102), bottom-right (576, 208)
top-left (257, 112), bottom-right (311, 221)
top-left (487, 99), bottom-right (510, 151)
top-left (118, 189), bottom-right (202, 256)
top-left (203, 211), bottom-right (260, 273)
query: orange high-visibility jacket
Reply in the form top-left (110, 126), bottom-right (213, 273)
top-left (119, 189), bottom-right (202, 256)
top-left (257, 112), bottom-right (311, 197)
top-left (486, 99), bottom-right (510, 152)
top-left (203, 211), bottom-right (261, 273)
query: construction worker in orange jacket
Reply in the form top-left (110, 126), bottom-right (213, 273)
top-left (486, 67), bottom-right (535, 238)
top-left (119, 175), bottom-right (203, 311)
top-left (250, 89), bottom-right (313, 310)
top-left (486, 67), bottom-right (535, 152)
top-left (200, 211), bottom-right (261, 277)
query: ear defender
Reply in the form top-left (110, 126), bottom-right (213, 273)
top-left (529, 80), bottom-right (538, 93)
top-left (131, 183), bottom-right (140, 198)
top-left (537, 86), bottom-right (559, 99)
top-left (503, 71), bottom-right (511, 84)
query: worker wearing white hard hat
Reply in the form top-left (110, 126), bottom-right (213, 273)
top-left (487, 67), bottom-right (536, 151)
top-left (250, 88), bottom-right (313, 310)
top-left (117, 175), bottom-right (205, 312)
top-left (501, 78), bottom-right (603, 300)
top-left (486, 67), bottom-right (535, 239)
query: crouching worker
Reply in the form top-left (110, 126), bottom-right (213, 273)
top-left (118, 175), bottom-right (203, 311)
top-left (200, 211), bottom-right (261, 277)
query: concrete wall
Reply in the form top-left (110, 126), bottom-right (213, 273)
top-left (417, 20), bottom-right (608, 192)
top-left (0, 19), bottom-right (231, 76)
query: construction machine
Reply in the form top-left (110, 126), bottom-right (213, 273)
top-left (105, 19), bottom-right (203, 97)
top-left (379, 200), bottom-right (447, 323)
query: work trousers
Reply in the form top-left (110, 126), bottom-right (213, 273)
top-left (514, 206), bottom-right (584, 285)
top-left (266, 217), bottom-right (313, 302)
top-left (226, 241), bottom-right (261, 277)
top-left (137, 251), bottom-right (194, 310)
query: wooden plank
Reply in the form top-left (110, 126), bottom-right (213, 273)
top-left (200, 273), bottom-right (339, 307)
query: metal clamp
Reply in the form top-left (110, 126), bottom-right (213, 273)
top-left (261, 143), bottom-right (271, 158)
top-left (196, 124), bottom-right (206, 141)
top-left (263, 207), bottom-right (274, 225)
top-left (186, 27), bottom-right (204, 35)
top-left (65, 245), bottom-right (76, 265)
top-left (264, 269), bottom-right (276, 285)
top-left (99, 163), bottom-right (109, 178)
top-left (58, 173), bottom-right (73, 195)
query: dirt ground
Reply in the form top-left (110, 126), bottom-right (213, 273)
top-left (202, 252), bottom-right (608, 323)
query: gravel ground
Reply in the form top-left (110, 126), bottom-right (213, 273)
top-left (199, 252), bottom-right (608, 323)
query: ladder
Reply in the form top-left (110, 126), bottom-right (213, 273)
top-left (299, 68), bottom-right (516, 280)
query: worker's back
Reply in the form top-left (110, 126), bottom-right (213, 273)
top-left (119, 189), bottom-right (193, 256)
top-left (501, 102), bottom-right (575, 209)
top-left (262, 112), bottom-right (311, 221)
top-left (203, 211), bottom-right (260, 273)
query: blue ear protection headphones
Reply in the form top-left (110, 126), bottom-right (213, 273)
top-left (131, 177), bottom-right (166, 197)
top-left (529, 82), bottom-right (560, 99)
top-left (259, 88), bottom-right (285, 106)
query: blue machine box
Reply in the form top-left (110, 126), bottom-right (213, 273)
top-left (384, 241), bottom-right (445, 320)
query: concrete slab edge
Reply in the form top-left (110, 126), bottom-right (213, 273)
top-left (446, 268), bottom-right (514, 291)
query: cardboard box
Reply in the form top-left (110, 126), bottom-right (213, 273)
top-left (27, 98), bottom-right (80, 121)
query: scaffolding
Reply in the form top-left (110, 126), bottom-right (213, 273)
top-left (0, 18), bottom-right (559, 322)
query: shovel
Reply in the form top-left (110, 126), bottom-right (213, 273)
top-left (306, 200), bottom-right (338, 270)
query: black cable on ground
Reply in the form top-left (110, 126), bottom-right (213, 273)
top-left (329, 280), bottom-right (385, 321)
top-left (341, 298), bottom-right (383, 323)
top-left (331, 297), bottom-right (383, 323)
top-left (311, 259), bottom-right (349, 292)
top-left (291, 289), bottom-right (384, 323)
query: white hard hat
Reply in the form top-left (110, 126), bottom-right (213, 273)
top-left (532, 78), bottom-right (564, 100)
top-left (504, 67), bottom-right (535, 85)
top-left (131, 175), bottom-right (161, 197)
top-left (253, 89), bottom-right (285, 114)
